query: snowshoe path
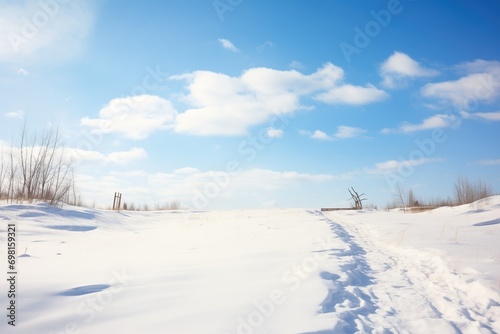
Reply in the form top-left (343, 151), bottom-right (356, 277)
top-left (310, 210), bottom-right (499, 334)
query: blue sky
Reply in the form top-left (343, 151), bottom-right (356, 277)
top-left (1, 0), bottom-right (499, 209)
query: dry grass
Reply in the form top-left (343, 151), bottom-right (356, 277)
top-left (386, 176), bottom-right (495, 213)
top-left (121, 200), bottom-right (181, 211)
top-left (408, 206), bottom-right (440, 213)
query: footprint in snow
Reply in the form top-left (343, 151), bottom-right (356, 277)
top-left (43, 225), bottom-right (97, 232)
top-left (57, 284), bottom-right (111, 296)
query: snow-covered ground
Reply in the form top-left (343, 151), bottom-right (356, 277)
top-left (0, 197), bottom-right (499, 333)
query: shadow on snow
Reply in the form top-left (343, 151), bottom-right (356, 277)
top-left (57, 284), bottom-right (111, 296)
top-left (0, 203), bottom-right (96, 220)
top-left (304, 211), bottom-right (379, 334)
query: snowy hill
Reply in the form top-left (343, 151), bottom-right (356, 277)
top-left (0, 197), bottom-right (499, 333)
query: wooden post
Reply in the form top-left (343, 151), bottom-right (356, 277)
top-left (113, 192), bottom-right (122, 210)
top-left (117, 193), bottom-right (122, 211)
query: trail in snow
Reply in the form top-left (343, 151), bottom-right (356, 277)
top-left (303, 210), bottom-right (379, 333)
top-left (313, 210), bottom-right (500, 334)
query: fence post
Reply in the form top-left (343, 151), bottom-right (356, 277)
top-left (112, 192), bottom-right (122, 211)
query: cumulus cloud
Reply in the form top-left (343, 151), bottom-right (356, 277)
top-left (369, 158), bottom-right (443, 174)
top-left (382, 114), bottom-right (459, 133)
top-left (17, 68), bottom-right (29, 76)
top-left (380, 51), bottom-right (439, 88)
top-left (257, 41), bottom-right (274, 52)
top-left (236, 169), bottom-right (336, 185)
top-left (302, 126), bottom-right (366, 140)
top-left (266, 128), bottom-right (284, 138)
top-left (218, 38), bottom-right (239, 52)
top-left (335, 126), bottom-right (366, 139)
top-left (4, 110), bottom-right (25, 119)
top-left (0, 1), bottom-right (96, 62)
top-left (69, 147), bottom-right (147, 166)
top-left (289, 60), bottom-right (304, 69)
top-left (106, 148), bottom-right (148, 165)
top-left (83, 64), bottom-right (386, 139)
top-left (311, 130), bottom-right (332, 141)
top-left (174, 167), bottom-right (200, 174)
top-left (76, 167), bottom-right (340, 209)
top-left (460, 110), bottom-right (500, 122)
top-left (473, 159), bottom-right (500, 166)
top-left (314, 84), bottom-right (388, 105)
top-left (421, 60), bottom-right (500, 109)
top-left (172, 63), bottom-right (386, 136)
top-left (81, 95), bottom-right (177, 140)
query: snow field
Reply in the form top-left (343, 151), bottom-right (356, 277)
top-left (0, 197), bottom-right (499, 333)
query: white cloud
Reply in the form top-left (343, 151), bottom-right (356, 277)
top-left (421, 60), bottom-right (500, 109)
top-left (174, 167), bottom-right (200, 174)
top-left (369, 158), bottom-right (443, 174)
top-left (218, 38), bottom-right (239, 52)
top-left (314, 84), bottom-right (388, 105)
top-left (304, 126), bottom-right (366, 140)
top-left (87, 64), bottom-right (385, 138)
top-left (473, 159), bottom-right (500, 166)
top-left (457, 59), bottom-right (500, 75)
top-left (172, 63), bottom-right (386, 136)
top-left (0, 1), bottom-right (96, 62)
top-left (311, 130), bottom-right (333, 141)
top-left (382, 114), bottom-right (459, 133)
top-left (0, 139), bottom-right (146, 167)
top-left (106, 148), bottom-right (147, 165)
top-left (380, 51), bottom-right (439, 88)
top-left (257, 41), bottom-right (274, 51)
top-left (237, 169), bottom-right (336, 185)
top-left (266, 128), bottom-right (284, 138)
top-left (17, 68), bottom-right (29, 76)
top-left (69, 147), bottom-right (147, 166)
top-left (335, 126), bottom-right (366, 139)
top-left (4, 110), bottom-right (25, 119)
top-left (76, 167), bottom-right (341, 209)
top-left (460, 110), bottom-right (500, 122)
top-left (81, 95), bottom-right (177, 140)
top-left (289, 60), bottom-right (304, 69)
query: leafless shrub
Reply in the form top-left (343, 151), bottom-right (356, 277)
top-left (155, 201), bottom-right (181, 210)
top-left (386, 176), bottom-right (494, 212)
top-left (454, 176), bottom-right (493, 205)
top-left (0, 122), bottom-right (75, 206)
top-left (0, 149), bottom-right (7, 199)
top-left (408, 189), bottom-right (417, 207)
top-left (120, 200), bottom-right (181, 211)
top-left (394, 183), bottom-right (407, 212)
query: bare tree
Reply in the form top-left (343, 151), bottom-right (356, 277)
top-left (454, 176), bottom-right (493, 205)
top-left (0, 123), bottom-right (75, 205)
top-left (7, 143), bottom-right (17, 202)
top-left (348, 187), bottom-right (367, 209)
top-left (408, 188), bottom-right (417, 207)
top-left (394, 183), bottom-right (407, 212)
